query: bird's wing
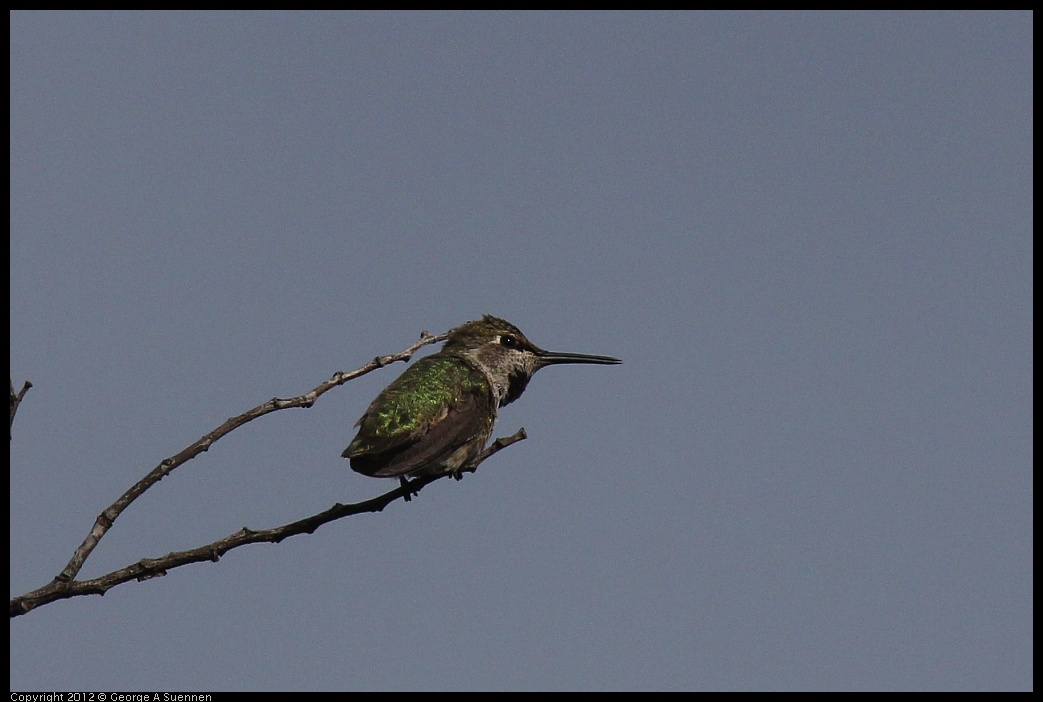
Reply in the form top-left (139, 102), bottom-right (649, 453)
top-left (344, 356), bottom-right (494, 477)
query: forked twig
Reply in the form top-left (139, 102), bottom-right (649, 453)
top-left (10, 378), bottom-right (32, 438)
top-left (10, 330), bottom-right (528, 618)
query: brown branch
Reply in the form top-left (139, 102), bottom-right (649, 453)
top-left (51, 329), bottom-right (446, 586)
top-left (10, 378), bottom-right (32, 438)
top-left (13, 327), bottom-right (520, 618)
top-left (9, 427), bottom-right (526, 618)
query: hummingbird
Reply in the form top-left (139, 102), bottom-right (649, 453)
top-left (343, 315), bottom-right (621, 481)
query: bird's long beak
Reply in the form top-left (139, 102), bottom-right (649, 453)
top-left (534, 347), bottom-right (622, 368)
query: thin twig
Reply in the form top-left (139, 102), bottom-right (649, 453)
top-left (10, 378), bottom-right (32, 438)
top-left (9, 331), bottom-right (530, 618)
top-left (9, 427), bottom-right (526, 618)
top-left (52, 329), bottom-right (446, 586)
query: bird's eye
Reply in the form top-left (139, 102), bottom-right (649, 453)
top-left (500, 334), bottom-right (521, 349)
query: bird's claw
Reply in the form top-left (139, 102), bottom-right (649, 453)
top-left (399, 476), bottom-right (419, 501)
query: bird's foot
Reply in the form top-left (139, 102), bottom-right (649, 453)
top-left (400, 476), bottom-right (419, 501)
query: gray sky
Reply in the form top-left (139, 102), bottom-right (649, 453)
top-left (10, 11), bottom-right (1032, 691)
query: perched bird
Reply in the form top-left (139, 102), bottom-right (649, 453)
top-left (343, 315), bottom-right (620, 480)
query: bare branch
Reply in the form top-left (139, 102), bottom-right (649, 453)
top-left (10, 378), bottom-right (32, 438)
top-left (9, 427), bottom-right (526, 618)
top-left (13, 328), bottom-right (525, 618)
top-left (51, 329), bottom-right (446, 586)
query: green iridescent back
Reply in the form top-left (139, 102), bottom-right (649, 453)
top-left (343, 352), bottom-right (496, 476)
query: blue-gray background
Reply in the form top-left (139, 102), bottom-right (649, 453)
top-left (10, 11), bottom-right (1032, 691)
